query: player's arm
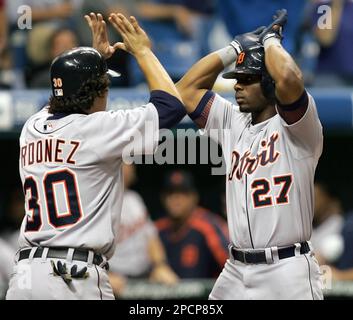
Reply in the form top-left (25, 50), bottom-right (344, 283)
top-left (148, 234), bottom-right (179, 285)
top-left (177, 28), bottom-right (264, 125)
top-left (176, 52), bottom-right (225, 114)
top-left (109, 13), bottom-right (180, 99)
top-left (109, 13), bottom-right (186, 128)
top-left (108, 272), bottom-right (126, 297)
top-left (259, 9), bottom-right (307, 125)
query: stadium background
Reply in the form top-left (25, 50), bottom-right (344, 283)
top-left (1, 0), bottom-right (353, 299)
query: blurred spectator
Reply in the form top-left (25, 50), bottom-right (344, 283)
top-left (335, 211), bottom-right (353, 269)
top-left (129, 0), bottom-right (216, 84)
top-left (311, 181), bottom-right (344, 265)
top-left (0, 48), bottom-right (13, 89)
top-left (137, 0), bottom-right (215, 38)
top-left (7, 0), bottom-right (77, 25)
top-left (27, 27), bottom-right (78, 88)
top-left (217, 0), bottom-right (307, 54)
top-left (6, 0), bottom-right (81, 87)
top-left (1, 187), bottom-right (25, 250)
top-left (0, 238), bottom-right (14, 299)
top-left (0, 0), bottom-right (11, 88)
top-left (318, 211), bottom-right (353, 281)
top-left (0, 0), bottom-right (8, 54)
top-left (311, 0), bottom-right (353, 86)
top-left (156, 170), bottom-right (228, 279)
top-left (108, 164), bottom-right (178, 297)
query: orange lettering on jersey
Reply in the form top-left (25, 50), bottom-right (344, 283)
top-left (28, 143), bottom-right (35, 165)
top-left (259, 133), bottom-right (280, 166)
top-left (36, 140), bottom-right (43, 163)
top-left (67, 141), bottom-right (80, 165)
top-left (55, 139), bottom-right (65, 163)
top-left (228, 132), bottom-right (280, 181)
top-left (22, 139), bottom-right (81, 168)
top-left (45, 139), bottom-right (53, 162)
top-left (21, 146), bottom-right (27, 167)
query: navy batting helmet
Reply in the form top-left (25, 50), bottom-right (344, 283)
top-left (50, 47), bottom-right (120, 99)
top-left (222, 44), bottom-right (276, 100)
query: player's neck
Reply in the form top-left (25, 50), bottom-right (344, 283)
top-left (251, 104), bottom-right (276, 125)
top-left (88, 95), bottom-right (108, 114)
top-left (89, 103), bottom-right (106, 114)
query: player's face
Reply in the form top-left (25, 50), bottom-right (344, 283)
top-left (234, 75), bottom-right (268, 113)
top-left (163, 191), bottom-right (198, 220)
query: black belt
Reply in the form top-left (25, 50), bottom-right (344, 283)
top-left (18, 247), bottom-right (109, 270)
top-left (231, 242), bottom-right (310, 264)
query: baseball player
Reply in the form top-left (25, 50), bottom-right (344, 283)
top-left (176, 9), bottom-right (324, 299)
top-left (6, 13), bottom-right (185, 300)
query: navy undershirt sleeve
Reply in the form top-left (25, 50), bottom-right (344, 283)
top-left (189, 90), bottom-right (214, 120)
top-left (188, 90), bottom-right (215, 128)
top-left (277, 90), bottom-right (309, 125)
top-left (149, 90), bottom-right (186, 129)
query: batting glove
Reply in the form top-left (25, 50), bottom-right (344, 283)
top-left (259, 9), bottom-right (287, 44)
top-left (230, 26), bottom-right (266, 55)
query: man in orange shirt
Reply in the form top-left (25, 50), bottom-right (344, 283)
top-left (156, 170), bottom-right (228, 278)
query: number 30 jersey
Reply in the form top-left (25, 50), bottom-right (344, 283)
top-left (203, 92), bottom-right (323, 249)
top-left (18, 105), bottom-right (159, 259)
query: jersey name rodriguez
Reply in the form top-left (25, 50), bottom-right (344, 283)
top-left (21, 138), bottom-right (80, 168)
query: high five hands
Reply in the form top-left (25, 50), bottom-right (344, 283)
top-left (85, 12), bottom-right (151, 59)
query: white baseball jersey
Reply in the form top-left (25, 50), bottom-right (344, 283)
top-left (109, 190), bottom-right (157, 277)
top-left (18, 104), bottom-right (159, 259)
top-left (204, 92), bottom-right (323, 249)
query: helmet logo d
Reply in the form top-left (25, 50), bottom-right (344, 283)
top-left (236, 52), bottom-right (245, 65)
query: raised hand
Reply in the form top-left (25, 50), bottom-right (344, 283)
top-left (259, 9), bottom-right (288, 44)
top-left (84, 12), bottom-right (120, 59)
top-left (108, 13), bottom-right (151, 56)
top-left (230, 26), bottom-right (266, 54)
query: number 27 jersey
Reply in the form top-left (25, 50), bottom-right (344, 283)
top-left (204, 92), bottom-right (323, 249)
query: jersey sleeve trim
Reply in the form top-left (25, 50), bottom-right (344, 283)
top-left (276, 90), bottom-right (309, 125)
top-left (149, 90), bottom-right (186, 129)
top-left (276, 91), bottom-right (317, 129)
top-left (189, 217), bottom-right (228, 267)
top-left (188, 90), bottom-right (215, 128)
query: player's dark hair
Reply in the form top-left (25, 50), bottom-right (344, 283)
top-left (48, 74), bottom-right (110, 114)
